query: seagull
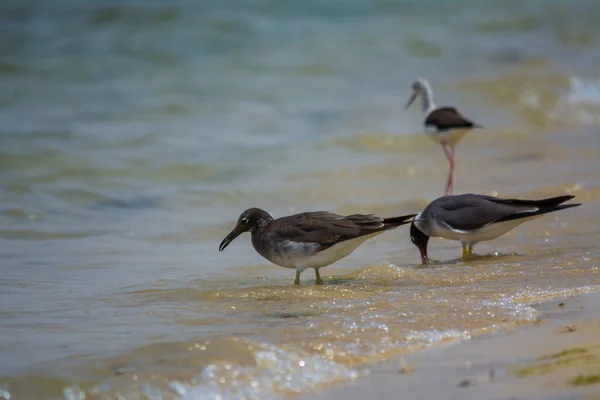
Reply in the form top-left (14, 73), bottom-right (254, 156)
top-left (409, 194), bottom-right (581, 264)
top-left (219, 208), bottom-right (417, 285)
top-left (405, 78), bottom-right (483, 195)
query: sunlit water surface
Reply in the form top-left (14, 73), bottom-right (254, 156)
top-left (1, 0), bottom-right (600, 399)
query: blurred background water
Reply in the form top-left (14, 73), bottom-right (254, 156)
top-left (1, 0), bottom-right (600, 399)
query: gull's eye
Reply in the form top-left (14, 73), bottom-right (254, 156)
top-left (241, 217), bottom-right (249, 225)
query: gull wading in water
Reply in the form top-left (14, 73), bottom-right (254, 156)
top-left (219, 208), bottom-right (417, 285)
top-left (409, 194), bottom-right (581, 264)
top-left (405, 78), bottom-right (483, 195)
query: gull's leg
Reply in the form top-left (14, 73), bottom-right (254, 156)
top-left (467, 245), bottom-right (474, 256)
top-left (462, 243), bottom-right (469, 260)
top-left (441, 143), bottom-right (455, 196)
top-left (294, 270), bottom-right (301, 285)
top-left (449, 145), bottom-right (456, 194)
top-left (314, 268), bottom-right (323, 285)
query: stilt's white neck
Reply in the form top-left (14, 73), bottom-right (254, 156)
top-left (418, 83), bottom-right (436, 115)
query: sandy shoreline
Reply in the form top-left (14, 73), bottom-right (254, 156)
top-left (300, 290), bottom-right (600, 400)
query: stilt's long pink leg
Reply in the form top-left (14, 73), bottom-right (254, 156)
top-left (441, 143), bottom-right (455, 195)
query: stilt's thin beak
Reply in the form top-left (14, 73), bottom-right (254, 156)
top-left (405, 92), bottom-right (417, 109)
top-left (219, 227), bottom-right (242, 252)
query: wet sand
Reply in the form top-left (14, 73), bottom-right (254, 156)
top-left (301, 290), bottom-right (600, 400)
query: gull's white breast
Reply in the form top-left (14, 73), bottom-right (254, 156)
top-left (431, 214), bottom-right (542, 245)
top-left (265, 232), bottom-right (382, 272)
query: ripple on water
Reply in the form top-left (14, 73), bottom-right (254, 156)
top-left (0, 229), bottom-right (107, 240)
top-left (328, 132), bottom-right (426, 154)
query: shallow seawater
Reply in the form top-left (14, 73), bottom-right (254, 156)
top-left (1, 0), bottom-right (600, 399)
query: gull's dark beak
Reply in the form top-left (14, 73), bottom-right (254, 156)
top-left (410, 222), bottom-right (430, 265)
top-left (405, 92), bottom-right (417, 109)
top-left (219, 226), bottom-right (243, 252)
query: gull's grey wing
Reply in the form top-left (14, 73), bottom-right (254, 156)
top-left (270, 211), bottom-right (410, 249)
top-left (424, 194), bottom-right (578, 232)
top-left (425, 194), bottom-right (540, 232)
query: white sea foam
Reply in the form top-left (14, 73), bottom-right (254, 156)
top-left (553, 75), bottom-right (600, 125)
top-left (178, 339), bottom-right (363, 400)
